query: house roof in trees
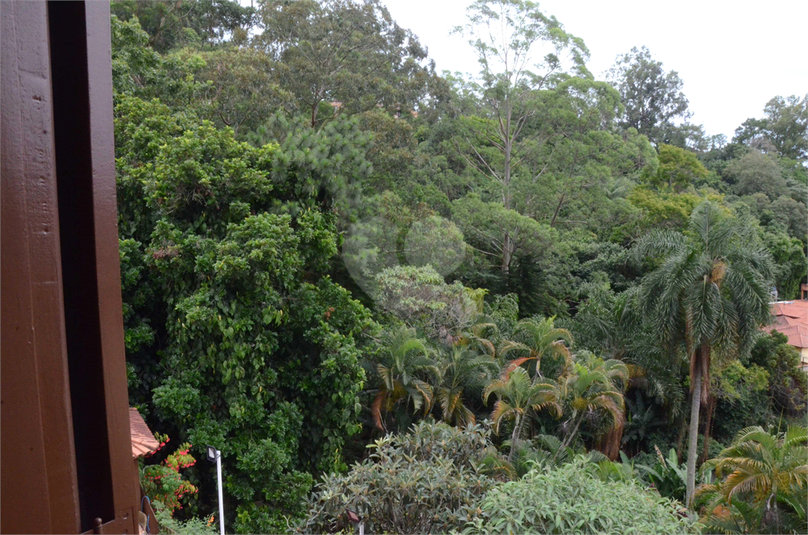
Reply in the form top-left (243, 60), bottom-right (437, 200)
top-left (129, 407), bottom-right (159, 459)
top-left (769, 300), bottom-right (808, 349)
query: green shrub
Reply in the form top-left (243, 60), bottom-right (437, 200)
top-left (152, 500), bottom-right (217, 535)
top-left (462, 456), bottom-right (696, 535)
top-left (300, 421), bottom-right (497, 534)
top-left (637, 446), bottom-right (688, 502)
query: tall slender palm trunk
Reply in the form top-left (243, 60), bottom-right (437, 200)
top-left (700, 394), bottom-right (716, 464)
top-left (685, 368), bottom-right (702, 507)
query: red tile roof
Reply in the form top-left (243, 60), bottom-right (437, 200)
top-left (129, 407), bottom-right (160, 459)
top-left (768, 300), bottom-right (808, 349)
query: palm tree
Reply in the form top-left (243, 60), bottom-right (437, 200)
top-left (496, 316), bottom-right (572, 443)
top-left (483, 367), bottom-right (562, 462)
top-left (697, 425), bottom-right (808, 532)
top-left (557, 353), bottom-right (628, 452)
top-left (372, 326), bottom-right (437, 432)
top-left (500, 316), bottom-right (573, 381)
top-left (573, 285), bottom-right (687, 458)
top-left (434, 345), bottom-right (499, 428)
top-left (457, 317), bottom-right (500, 359)
top-left (635, 201), bottom-right (775, 507)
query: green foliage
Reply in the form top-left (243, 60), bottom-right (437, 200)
top-left (256, 0), bottom-right (436, 128)
top-left (638, 446), bottom-right (689, 502)
top-left (247, 112), bottom-right (373, 217)
top-left (635, 200), bottom-right (776, 506)
top-left (697, 425), bottom-right (808, 534)
top-left (110, 14), bottom-right (206, 106)
top-left (115, 95), bottom-right (375, 530)
top-left (607, 46), bottom-right (692, 146)
top-left (451, 0), bottom-right (589, 273)
top-left (761, 229), bottom-right (807, 299)
top-left (748, 332), bottom-right (808, 419)
top-left (434, 346), bottom-right (499, 428)
top-left (174, 46), bottom-right (293, 136)
top-left (403, 216), bottom-right (466, 276)
top-left (733, 94), bottom-right (808, 162)
top-left (301, 421), bottom-right (497, 534)
top-left (111, 0), bottom-right (255, 53)
top-left (556, 352), bottom-right (629, 450)
top-left (452, 194), bottom-right (557, 268)
top-left (153, 502), bottom-right (217, 535)
top-left (591, 451), bottom-right (645, 484)
top-left (627, 186), bottom-right (711, 229)
top-left (709, 359), bottom-right (774, 445)
top-left (484, 367), bottom-right (562, 460)
top-left (370, 326), bottom-right (437, 432)
top-left (375, 265), bottom-right (479, 339)
top-left (652, 144), bottom-right (710, 192)
top-left (726, 150), bottom-right (789, 200)
top-left (462, 456), bottom-right (696, 534)
top-left (109, 5), bottom-right (805, 532)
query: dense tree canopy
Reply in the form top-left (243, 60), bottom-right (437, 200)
top-left (607, 46), bottom-right (693, 146)
top-left (110, 2), bottom-right (806, 533)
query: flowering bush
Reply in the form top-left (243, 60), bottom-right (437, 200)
top-left (141, 436), bottom-right (199, 515)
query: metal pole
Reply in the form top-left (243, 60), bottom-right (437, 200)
top-left (216, 450), bottom-right (225, 535)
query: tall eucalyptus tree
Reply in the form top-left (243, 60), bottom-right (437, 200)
top-left (453, 0), bottom-right (588, 272)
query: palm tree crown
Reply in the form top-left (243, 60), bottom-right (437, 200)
top-left (500, 316), bottom-right (573, 380)
top-left (435, 345), bottom-right (498, 428)
top-left (697, 425), bottom-right (808, 532)
top-left (372, 326), bottom-right (437, 431)
top-left (484, 367), bottom-right (562, 461)
top-left (557, 353), bottom-right (629, 451)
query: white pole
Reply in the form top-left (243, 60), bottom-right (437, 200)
top-left (359, 521), bottom-right (364, 535)
top-left (216, 450), bottom-right (225, 535)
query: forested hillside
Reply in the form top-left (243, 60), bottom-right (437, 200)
top-left (112, 1), bottom-right (807, 533)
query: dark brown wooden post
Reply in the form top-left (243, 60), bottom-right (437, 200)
top-left (1, 1), bottom-right (82, 532)
top-left (2, 1), bottom-right (139, 533)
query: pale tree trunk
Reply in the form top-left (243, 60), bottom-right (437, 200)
top-left (675, 415), bottom-right (687, 462)
top-left (501, 232), bottom-right (512, 274)
top-left (500, 117), bottom-right (512, 274)
top-left (685, 368), bottom-right (702, 508)
top-left (700, 393), bottom-right (716, 464)
top-left (508, 413), bottom-right (521, 463)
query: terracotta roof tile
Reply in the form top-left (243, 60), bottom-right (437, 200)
top-left (767, 301), bottom-right (808, 349)
top-left (130, 407), bottom-right (160, 459)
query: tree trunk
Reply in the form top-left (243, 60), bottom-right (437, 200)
top-left (508, 414), bottom-right (521, 463)
top-left (558, 412), bottom-right (585, 456)
top-left (310, 102), bottom-right (319, 128)
top-left (596, 419), bottom-right (624, 460)
top-left (501, 232), bottom-right (511, 274)
top-left (685, 368), bottom-right (702, 508)
top-left (675, 415), bottom-right (687, 462)
top-left (700, 393), bottom-right (716, 464)
top-left (549, 193), bottom-right (565, 228)
top-left (501, 118), bottom-right (512, 274)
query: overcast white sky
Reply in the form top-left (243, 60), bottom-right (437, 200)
top-left (382, 0), bottom-right (808, 140)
